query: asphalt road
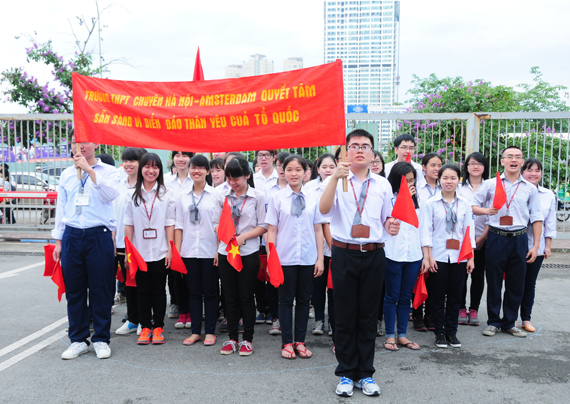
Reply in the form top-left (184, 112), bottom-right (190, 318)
top-left (0, 242), bottom-right (568, 403)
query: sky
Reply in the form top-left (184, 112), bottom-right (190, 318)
top-left (1, 0), bottom-right (569, 113)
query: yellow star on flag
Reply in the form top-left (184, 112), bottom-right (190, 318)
top-left (228, 243), bottom-right (241, 259)
top-left (127, 253), bottom-right (132, 264)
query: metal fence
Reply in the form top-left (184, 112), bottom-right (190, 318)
top-left (2, 112), bottom-right (569, 237)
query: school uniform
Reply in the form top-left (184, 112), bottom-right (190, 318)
top-left (417, 179), bottom-right (441, 207)
top-left (385, 160), bottom-right (426, 189)
top-left (471, 174), bottom-right (543, 329)
top-left (175, 184), bottom-right (219, 335)
top-left (253, 168), bottom-right (278, 191)
top-left (124, 184), bottom-right (176, 330)
top-left (420, 194), bottom-right (475, 337)
top-left (266, 184), bottom-right (326, 345)
top-left (213, 186), bottom-right (267, 343)
top-left (521, 185), bottom-right (556, 322)
top-left (52, 159), bottom-right (120, 345)
top-left (324, 170), bottom-right (393, 381)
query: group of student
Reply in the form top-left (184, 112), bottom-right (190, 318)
top-left (52, 129), bottom-right (555, 398)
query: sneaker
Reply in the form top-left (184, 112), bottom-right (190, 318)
top-left (435, 333), bottom-right (448, 348)
top-left (424, 316), bottom-right (435, 331)
top-left (309, 305), bottom-right (315, 319)
top-left (269, 319), bottom-right (281, 335)
top-left (167, 304), bottom-right (179, 319)
top-left (238, 340), bottom-right (253, 356)
top-left (482, 325), bottom-right (499, 336)
top-left (238, 318), bottom-right (244, 333)
top-left (413, 317), bottom-right (427, 332)
top-left (335, 377), bottom-right (354, 397)
top-left (152, 327), bottom-right (165, 344)
top-left (255, 312), bottom-right (266, 324)
top-left (328, 321), bottom-right (333, 336)
top-left (219, 318), bottom-right (228, 333)
top-left (468, 309), bottom-right (480, 326)
top-left (220, 339), bottom-right (238, 355)
top-left (175, 314), bottom-right (186, 329)
top-left (93, 341), bottom-right (111, 359)
top-left (114, 292), bottom-right (126, 305)
top-left (502, 326), bottom-right (527, 338)
top-left (61, 342), bottom-right (89, 359)
top-left (116, 321), bottom-right (137, 335)
top-left (312, 320), bottom-right (324, 335)
top-left (446, 334), bottom-right (461, 348)
top-left (137, 323), bottom-right (142, 336)
top-left (458, 309), bottom-right (469, 325)
top-left (137, 328), bottom-right (152, 345)
top-left (266, 314), bottom-right (273, 325)
top-left (184, 314), bottom-right (192, 329)
top-left (355, 377), bottom-right (381, 396)
top-left (377, 320), bottom-right (384, 336)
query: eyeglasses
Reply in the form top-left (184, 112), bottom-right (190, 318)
top-left (398, 146), bottom-right (415, 152)
top-left (347, 144), bottom-right (373, 152)
top-left (467, 162), bottom-right (484, 167)
top-left (190, 165), bottom-right (206, 171)
top-left (502, 155), bottom-right (524, 160)
top-left (257, 153), bottom-right (272, 159)
top-left (371, 160), bottom-right (382, 165)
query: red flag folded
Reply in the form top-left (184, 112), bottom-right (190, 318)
top-left (493, 171), bottom-right (507, 209)
top-left (257, 254), bottom-right (268, 282)
top-left (267, 242), bottom-right (284, 288)
top-left (125, 267), bottom-right (137, 287)
top-left (225, 237), bottom-right (243, 272)
top-left (405, 152), bottom-right (412, 163)
top-left (169, 240), bottom-right (187, 274)
top-left (124, 237), bottom-right (148, 279)
top-left (116, 262), bottom-right (125, 284)
top-left (412, 272), bottom-right (428, 309)
top-left (458, 226), bottom-right (474, 263)
top-left (218, 198), bottom-right (235, 245)
top-left (327, 260), bottom-right (333, 290)
top-left (193, 47), bottom-right (204, 81)
top-left (391, 175), bottom-right (419, 228)
top-left (44, 244), bottom-right (56, 276)
top-left (51, 260), bottom-right (65, 302)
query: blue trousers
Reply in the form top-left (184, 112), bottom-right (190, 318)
top-left (485, 231), bottom-right (528, 328)
top-left (61, 225), bottom-right (115, 344)
top-left (311, 256), bottom-right (330, 322)
top-left (520, 255), bottom-right (545, 322)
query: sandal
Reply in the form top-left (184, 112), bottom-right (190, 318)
top-left (383, 341), bottom-right (399, 351)
top-left (294, 342), bottom-right (312, 359)
top-left (397, 339), bottom-right (421, 350)
top-left (204, 334), bottom-right (216, 346)
top-left (183, 334), bottom-right (201, 346)
top-left (521, 322), bottom-right (536, 332)
top-left (282, 343), bottom-right (296, 359)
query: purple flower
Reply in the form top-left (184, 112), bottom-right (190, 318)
top-left (449, 152), bottom-right (454, 156)
top-left (444, 139), bottom-right (451, 144)
top-left (492, 142), bottom-right (497, 147)
top-left (479, 80), bottom-right (484, 85)
top-left (44, 106), bottom-right (50, 112)
top-left (419, 153), bottom-right (425, 158)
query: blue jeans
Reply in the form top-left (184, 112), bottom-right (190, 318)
top-left (383, 258), bottom-right (422, 338)
top-left (279, 265), bottom-right (313, 345)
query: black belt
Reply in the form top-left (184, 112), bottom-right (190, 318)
top-left (332, 239), bottom-right (384, 252)
top-left (489, 226), bottom-right (526, 238)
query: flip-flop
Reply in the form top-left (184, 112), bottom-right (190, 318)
top-left (295, 343), bottom-right (312, 359)
top-left (398, 341), bottom-right (421, 350)
top-left (383, 341), bottom-right (399, 351)
top-left (282, 343), bottom-right (296, 359)
top-left (204, 335), bottom-right (216, 346)
top-left (521, 324), bottom-right (536, 332)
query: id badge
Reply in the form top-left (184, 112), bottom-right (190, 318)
top-left (500, 216), bottom-right (513, 226)
top-left (75, 193), bottom-right (90, 206)
top-left (143, 228), bottom-right (158, 239)
top-left (446, 239), bottom-right (460, 250)
top-left (351, 224), bottom-right (370, 239)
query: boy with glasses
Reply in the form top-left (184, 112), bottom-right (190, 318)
top-left (384, 134), bottom-right (425, 187)
top-left (253, 150), bottom-right (278, 190)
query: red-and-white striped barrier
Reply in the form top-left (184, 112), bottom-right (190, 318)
top-left (0, 191), bottom-right (57, 199)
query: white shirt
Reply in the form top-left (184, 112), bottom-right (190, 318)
top-left (472, 174), bottom-right (543, 231)
top-left (113, 178), bottom-right (136, 249)
top-left (265, 185), bottom-right (326, 266)
top-left (324, 170), bottom-right (393, 244)
top-left (253, 169), bottom-right (278, 192)
top-left (309, 178), bottom-right (332, 257)
top-left (458, 181), bottom-right (488, 239)
top-left (166, 173), bottom-right (193, 195)
top-left (51, 159), bottom-right (120, 240)
top-left (124, 184), bottom-right (176, 262)
top-left (385, 160), bottom-right (426, 189)
top-left (420, 194), bottom-right (476, 263)
top-left (175, 184), bottom-right (218, 258)
top-left (213, 185), bottom-right (267, 257)
top-left (418, 178), bottom-right (441, 207)
top-left (385, 194), bottom-right (422, 262)
top-left (527, 185), bottom-right (557, 254)
top-left (304, 177), bottom-right (322, 192)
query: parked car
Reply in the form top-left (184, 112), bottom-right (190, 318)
top-left (14, 171), bottom-right (58, 193)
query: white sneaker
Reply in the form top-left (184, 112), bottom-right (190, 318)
top-left (116, 321), bottom-right (137, 335)
top-left (61, 342), bottom-right (89, 360)
top-left (93, 341), bottom-right (111, 359)
top-left (269, 319), bottom-right (281, 335)
top-left (336, 377), bottom-right (354, 397)
top-left (137, 323), bottom-right (142, 336)
top-left (355, 377), bottom-right (381, 396)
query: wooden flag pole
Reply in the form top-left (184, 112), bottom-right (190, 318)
top-left (76, 143), bottom-right (82, 179)
top-left (340, 145), bottom-right (348, 192)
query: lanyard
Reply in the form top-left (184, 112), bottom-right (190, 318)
top-left (142, 193), bottom-right (158, 226)
top-left (79, 174), bottom-right (88, 194)
top-left (228, 195), bottom-right (248, 231)
top-left (441, 198), bottom-right (459, 234)
top-left (503, 179), bottom-right (522, 212)
top-left (350, 178), bottom-right (370, 218)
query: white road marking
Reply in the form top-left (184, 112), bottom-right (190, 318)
top-left (0, 330), bottom-right (67, 372)
top-left (0, 316), bottom-right (68, 359)
top-left (0, 262), bottom-right (43, 280)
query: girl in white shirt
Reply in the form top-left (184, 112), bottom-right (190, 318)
top-left (210, 158), bottom-right (226, 188)
top-left (420, 164), bottom-right (475, 349)
top-left (266, 155), bottom-right (325, 359)
top-left (124, 153), bottom-right (176, 346)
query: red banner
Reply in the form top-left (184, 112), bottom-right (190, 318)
top-left (72, 61), bottom-right (345, 151)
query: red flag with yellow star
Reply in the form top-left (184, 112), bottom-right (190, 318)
top-left (225, 237), bottom-right (243, 271)
top-left (124, 237), bottom-right (148, 279)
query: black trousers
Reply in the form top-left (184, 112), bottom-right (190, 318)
top-left (331, 245), bottom-right (385, 381)
top-left (136, 259), bottom-right (167, 329)
top-left (461, 243), bottom-right (486, 311)
top-left (183, 257), bottom-right (219, 335)
top-left (218, 252), bottom-right (260, 342)
top-left (427, 260), bottom-right (467, 336)
top-left (520, 255), bottom-right (545, 322)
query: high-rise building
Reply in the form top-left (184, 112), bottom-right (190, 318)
top-left (283, 57), bottom-right (303, 72)
top-left (324, 0), bottom-right (400, 107)
top-left (225, 65), bottom-right (243, 78)
top-left (225, 54), bottom-right (275, 78)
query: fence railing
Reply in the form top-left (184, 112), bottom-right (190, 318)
top-left (2, 112), bottom-right (570, 237)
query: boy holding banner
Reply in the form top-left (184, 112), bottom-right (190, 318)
top-left (319, 129), bottom-right (400, 397)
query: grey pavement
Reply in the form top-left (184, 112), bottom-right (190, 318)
top-left (0, 241), bottom-right (568, 403)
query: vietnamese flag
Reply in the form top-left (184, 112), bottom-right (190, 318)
top-left (193, 47), bottom-right (204, 81)
top-left (116, 262), bottom-right (125, 284)
top-left (327, 260), bottom-right (333, 290)
top-left (218, 198), bottom-right (235, 245)
top-left (125, 268), bottom-right (137, 287)
top-left (124, 237), bottom-right (148, 279)
top-left (225, 237), bottom-right (243, 272)
top-left (51, 260), bottom-right (65, 302)
top-left (412, 272), bottom-right (428, 309)
top-left (493, 171), bottom-right (507, 209)
top-left (267, 242), bottom-right (284, 288)
top-left (458, 226), bottom-right (474, 263)
top-left (406, 152), bottom-right (412, 163)
top-left (44, 244), bottom-right (56, 276)
top-left (257, 254), bottom-right (268, 282)
top-left (391, 175), bottom-right (419, 228)
top-left (169, 240), bottom-right (187, 274)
